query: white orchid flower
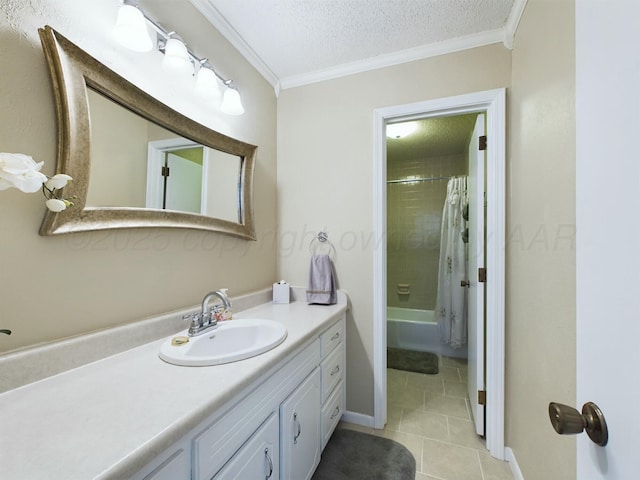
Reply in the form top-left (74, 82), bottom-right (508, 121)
top-left (0, 152), bottom-right (47, 193)
top-left (45, 173), bottom-right (73, 190)
top-left (45, 198), bottom-right (67, 212)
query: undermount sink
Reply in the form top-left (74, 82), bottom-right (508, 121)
top-left (159, 318), bottom-right (287, 367)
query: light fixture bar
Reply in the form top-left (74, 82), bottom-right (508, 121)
top-left (123, 1), bottom-right (236, 89)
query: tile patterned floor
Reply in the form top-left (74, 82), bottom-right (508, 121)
top-left (339, 356), bottom-right (514, 480)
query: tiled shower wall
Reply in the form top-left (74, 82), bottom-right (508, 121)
top-left (387, 154), bottom-right (467, 310)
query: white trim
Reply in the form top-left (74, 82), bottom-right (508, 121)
top-left (503, 0), bottom-right (529, 49)
top-left (341, 410), bottom-right (375, 429)
top-left (280, 29), bottom-right (506, 90)
top-left (146, 138), bottom-right (208, 215)
top-left (505, 447), bottom-right (525, 480)
top-left (188, 0), bottom-right (281, 94)
top-left (372, 89), bottom-right (506, 459)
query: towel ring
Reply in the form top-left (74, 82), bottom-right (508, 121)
top-left (309, 231), bottom-right (336, 260)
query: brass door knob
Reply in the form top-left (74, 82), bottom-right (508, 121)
top-left (548, 401), bottom-right (608, 446)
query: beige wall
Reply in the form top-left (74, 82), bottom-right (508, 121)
top-left (507, 0), bottom-right (576, 478)
top-left (277, 45), bottom-right (511, 415)
top-left (0, 0), bottom-right (277, 353)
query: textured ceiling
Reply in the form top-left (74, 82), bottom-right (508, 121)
top-left (190, 0), bottom-right (522, 89)
top-left (387, 114), bottom-right (479, 162)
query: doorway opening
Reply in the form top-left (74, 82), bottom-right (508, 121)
top-left (373, 89), bottom-right (506, 459)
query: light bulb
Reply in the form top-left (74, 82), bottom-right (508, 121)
top-left (196, 67), bottom-right (221, 100)
top-left (162, 37), bottom-right (193, 75)
top-left (113, 4), bottom-right (153, 52)
top-left (221, 87), bottom-right (244, 115)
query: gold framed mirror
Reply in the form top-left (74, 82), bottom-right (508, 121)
top-left (38, 25), bottom-right (256, 240)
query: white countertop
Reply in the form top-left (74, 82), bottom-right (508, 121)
top-left (0, 296), bottom-right (347, 479)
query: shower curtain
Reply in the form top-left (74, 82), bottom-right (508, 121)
top-left (435, 176), bottom-right (468, 348)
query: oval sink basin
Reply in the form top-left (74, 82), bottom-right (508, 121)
top-left (159, 318), bottom-right (287, 366)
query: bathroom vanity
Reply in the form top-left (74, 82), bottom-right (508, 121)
top-left (0, 289), bottom-right (347, 479)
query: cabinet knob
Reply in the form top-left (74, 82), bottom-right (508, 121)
top-left (548, 401), bottom-right (608, 446)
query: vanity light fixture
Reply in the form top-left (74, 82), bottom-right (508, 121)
top-left (112, 0), bottom-right (244, 115)
top-left (221, 82), bottom-right (245, 116)
top-left (195, 60), bottom-right (221, 100)
top-left (160, 33), bottom-right (193, 75)
top-left (113, 1), bottom-right (153, 52)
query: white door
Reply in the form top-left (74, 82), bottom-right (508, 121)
top-left (165, 152), bottom-right (202, 213)
top-left (467, 114), bottom-right (486, 436)
top-left (575, 1), bottom-right (639, 477)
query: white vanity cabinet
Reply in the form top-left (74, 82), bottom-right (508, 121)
top-left (319, 317), bottom-right (346, 449)
top-left (212, 412), bottom-right (279, 480)
top-left (133, 314), bottom-right (346, 480)
top-left (280, 367), bottom-right (321, 480)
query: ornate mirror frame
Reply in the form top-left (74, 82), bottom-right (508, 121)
top-left (38, 26), bottom-right (256, 240)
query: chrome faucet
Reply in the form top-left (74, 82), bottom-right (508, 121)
top-left (185, 290), bottom-right (232, 337)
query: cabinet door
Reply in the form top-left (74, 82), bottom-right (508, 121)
top-left (213, 413), bottom-right (279, 480)
top-left (280, 368), bottom-right (321, 480)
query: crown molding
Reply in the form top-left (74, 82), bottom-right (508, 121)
top-left (188, 0), bottom-right (281, 94)
top-left (190, 0), bottom-right (526, 93)
top-left (504, 0), bottom-right (528, 49)
top-left (279, 28), bottom-right (506, 90)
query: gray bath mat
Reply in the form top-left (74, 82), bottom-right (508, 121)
top-left (387, 347), bottom-right (439, 374)
top-left (312, 428), bottom-right (415, 480)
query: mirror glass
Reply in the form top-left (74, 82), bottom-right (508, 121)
top-left (37, 25), bottom-right (256, 239)
top-left (86, 89), bottom-right (240, 222)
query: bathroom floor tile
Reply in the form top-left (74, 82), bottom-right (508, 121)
top-left (421, 438), bottom-right (483, 480)
top-left (383, 355), bottom-right (513, 480)
top-left (423, 393), bottom-right (469, 419)
top-left (406, 372), bottom-right (445, 394)
top-left (400, 409), bottom-right (449, 441)
top-left (388, 385), bottom-right (425, 410)
top-left (447, 417), bottom-right (486, 450)
top-left (443, 379), bottom-right (468, 398)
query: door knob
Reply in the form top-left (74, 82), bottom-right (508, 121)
top-left (460, 280), bottom-right (469, 287)
top-left (548, 401), bottom-right (608, 446)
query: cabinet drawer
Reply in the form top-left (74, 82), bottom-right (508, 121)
top-left (320, 318), bottom-right (344, 357)
top-left (321, 381), bottom-right (344, 450)
top-left (321, 345), bottom-right (343, 402)
top-left (213, 413), bottom-right (279, 480)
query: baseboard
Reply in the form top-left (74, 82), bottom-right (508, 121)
top-left (342, 410), bottom-right (375, 428)
top-left (504, 447), bottom-right (524, 480)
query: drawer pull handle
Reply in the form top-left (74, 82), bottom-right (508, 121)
top-left (293, 413), bottom-right (301, 444)
top-left (264, 448), bottom-right (273, 479)
top-left (330, 332), bottom-right (340, 341)
top-left (330, 406), bottom-right (341, 420)
top-left (330, 365), bottom-right (340, 376)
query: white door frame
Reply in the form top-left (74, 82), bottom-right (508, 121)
top-left (372, 88), bottom-right (506, 459)
top-left (146, 138), bottom-right (210, 214)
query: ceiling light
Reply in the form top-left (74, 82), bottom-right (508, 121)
top-left (221, 85), bottom-right (244, 115)
top-left (386, 122), bottom-right (417, 139)
top-left (161, 35), bottom-right (193, 75)
top-left (113, 2), bottom-right (153, 52)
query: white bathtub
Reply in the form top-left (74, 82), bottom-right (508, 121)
top-left (386, 306), bottom-right (467, 359)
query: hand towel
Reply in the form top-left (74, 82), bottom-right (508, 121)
top-left (306, 254), bottom-right (337, 305)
